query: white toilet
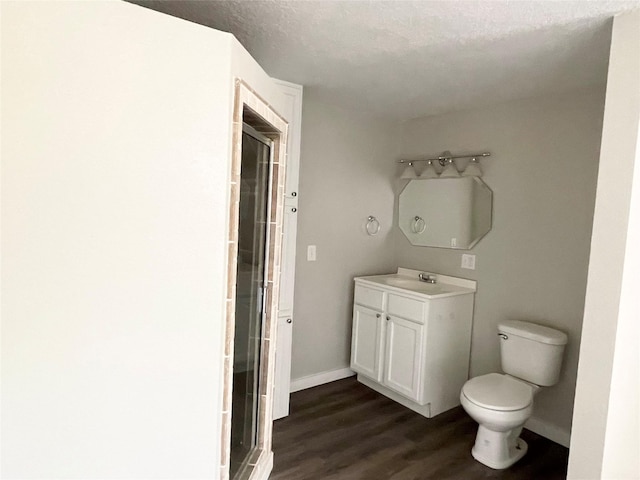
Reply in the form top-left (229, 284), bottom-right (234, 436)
top-left (460, 320), bottom-right (568, 470)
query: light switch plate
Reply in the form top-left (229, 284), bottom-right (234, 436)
top-left (461, 254), bottom-right (476, 270)
top-left (307, 245), bottom-right (317, 262)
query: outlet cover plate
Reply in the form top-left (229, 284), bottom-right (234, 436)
top-left (462, 254), bottom-right (476, 270)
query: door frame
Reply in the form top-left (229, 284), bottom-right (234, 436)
top-left (220, 79), bottom-right (288, 480)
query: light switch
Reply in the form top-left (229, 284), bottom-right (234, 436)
top-left (307, 245), bottom-right (317, 262)
top-left (461, 254), bottom-right (476, 270)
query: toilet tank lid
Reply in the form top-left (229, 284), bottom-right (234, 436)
top-left (498, 320), bottom-right (568, 345)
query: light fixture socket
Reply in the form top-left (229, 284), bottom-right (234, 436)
top-left (400, 162), bottom-right (418, 179)
top-left (462, 157), bottom-right (482, 177)
top-left (439, 158), bottom-right (460, 178)
top-left (420, 160), bottom-right (439, 179)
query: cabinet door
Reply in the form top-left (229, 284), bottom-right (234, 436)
top-left (278, 198), bottom-right (298, 317)
top-left (383, 315), bottom-right (424, 403)
top-left (273, 315), bottom-right (293, 420)
top-left (272, 80), bottom-right (302, 420)
top-left (273, 80), bottom-right (303, 197)
top-left (350, 305), bottom-right (384, 382)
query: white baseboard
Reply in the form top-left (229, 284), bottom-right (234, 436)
top-left (525, 416), bottom-right (571, 448)
top-left (290, 367), bottom-right (355, 393)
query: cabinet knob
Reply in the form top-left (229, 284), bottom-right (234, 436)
top-left (376, 313), bottom-right (381, 318)
top-left (287, 318), bottom-right (292, 324)
top-left (291, 207), bottom-right (297, 213)
top-left (291, 192), bottom-right (297, 197)
top-left (386, 316), bottom-right (390, 321)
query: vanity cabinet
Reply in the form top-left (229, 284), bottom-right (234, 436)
top-left (351, 305), bottom-right (384, 381)
top-left (350, 269), bottom-right (476, 418)
top-left (352, 305), bottom-right (424, 400)
top-left (384, 314), bottom-right (424, 401)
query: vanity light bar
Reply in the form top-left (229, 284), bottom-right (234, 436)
top-left (398, 151), bottom-right (491, 166)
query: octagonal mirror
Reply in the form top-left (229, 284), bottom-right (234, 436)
top-left (398, 176), bottom-right (493, 249)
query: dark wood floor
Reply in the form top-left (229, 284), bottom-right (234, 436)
top-left (271, 377), bottom-right (569, 480)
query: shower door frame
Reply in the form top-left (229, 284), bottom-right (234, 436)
top-left (220, 79), bottom-right (289, 480)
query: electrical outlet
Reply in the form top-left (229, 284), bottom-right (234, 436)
top-left (307, 245), bottom-right (317, 262)
top-left (461, 254), bottom-right (476, 270)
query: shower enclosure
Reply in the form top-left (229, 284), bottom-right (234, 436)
top-left (229, 124), bottom-right (273, 479)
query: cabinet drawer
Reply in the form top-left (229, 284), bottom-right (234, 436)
top-left (387, 294), bottom-right (425, 323)
top-left (354, 285), bottom-right (384, 310)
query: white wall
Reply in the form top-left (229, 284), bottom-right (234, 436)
top-left (230, 41), bottom-right (288, 119)
top-left (568, 10), bottom-right (640, 479)
top-left (392, 87), bottom-right (606, 445)
top-left (291, 90), bottom-right (398, 382)
top-left (601, 121), bottom-right (640, 479)
top-left (1, 2), bottom-right (288, 478)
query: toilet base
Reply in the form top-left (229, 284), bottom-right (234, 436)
top-left (471, 425), bottom-right (528, 469)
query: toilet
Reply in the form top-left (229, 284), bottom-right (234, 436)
top-left (460, 320), bottom-right (568, 469)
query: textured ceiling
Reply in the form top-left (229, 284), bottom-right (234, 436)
top-left (133, 0), bottom-right (639, 120)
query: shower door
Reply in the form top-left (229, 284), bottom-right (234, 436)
top-left (230, 124), bottom-right (272, 479)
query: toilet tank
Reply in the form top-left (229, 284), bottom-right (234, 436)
top-left (498, 320), bottom-right (568, 386)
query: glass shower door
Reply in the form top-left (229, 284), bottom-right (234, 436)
top-left (230, 124), bottom-right (272, 479)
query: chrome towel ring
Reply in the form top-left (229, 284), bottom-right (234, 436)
top-left (366, 216), bottom-right (381, 236)
top-left (411, 216), bottom-right (426, 234)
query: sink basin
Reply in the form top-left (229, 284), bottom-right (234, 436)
top-left (382, 277), bottom-right (420, 288)
top-left (381, 276), bottom-right (444, 294)
top-left (355, 269), bottom-right (476, 299)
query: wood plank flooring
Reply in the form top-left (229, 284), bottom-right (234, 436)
top-left (271, 377), bottom-right (569, 480)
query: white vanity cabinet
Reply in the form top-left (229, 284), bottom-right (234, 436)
top-left (350, 268), bottom-right (476, 418)
top-left (384, 313), bottom-right (424, 401)
top-left (351, 304), bottom-right (385, 381)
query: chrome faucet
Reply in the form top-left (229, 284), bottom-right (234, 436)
top-left (418, 273), bottom-right (437, 284)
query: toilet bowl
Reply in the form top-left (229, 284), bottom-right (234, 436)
top-left (460, 373), bottom-right (535, 469)
top-left (460, 320), bottom-right (568, 470)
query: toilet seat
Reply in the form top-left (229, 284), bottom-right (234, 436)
top-left (462, 373), bottom-right (532, 411)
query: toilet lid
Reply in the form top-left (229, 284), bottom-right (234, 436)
top-left (462, 373), bottom-right (533, 411)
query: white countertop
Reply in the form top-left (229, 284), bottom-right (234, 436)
top-left (355, 268), bottom-right (476, 299)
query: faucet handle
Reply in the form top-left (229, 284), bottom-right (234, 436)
top-left (418, 272), bottom-right (437, 283)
